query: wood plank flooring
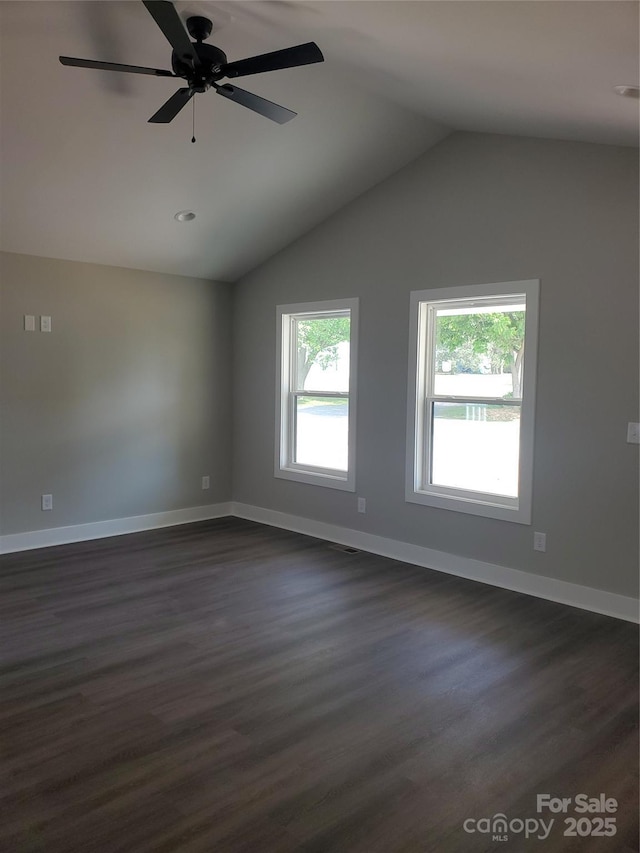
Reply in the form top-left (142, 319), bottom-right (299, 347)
top-left (1, 517), bottom-right (638, 852)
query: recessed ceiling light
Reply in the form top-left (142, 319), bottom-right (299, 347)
top-left (613, 85), bottom-right (640, 98)
top-left (174, 210), bottom-right (196, 222)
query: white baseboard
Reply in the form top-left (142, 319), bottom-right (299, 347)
top-left (0, 503), bottom-right (233, 554)
top-left (2, 500), bottom-right (637, 624)
top-left (231, 502), bottom-right (640, 624)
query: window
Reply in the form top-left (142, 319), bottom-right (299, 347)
top-left (276, 299), bottom-right (358, 490)
top-left (406, 280), bottom-right (539, 523)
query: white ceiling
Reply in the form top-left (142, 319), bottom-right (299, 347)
top-left (1, 1), bottom-right (638, 282)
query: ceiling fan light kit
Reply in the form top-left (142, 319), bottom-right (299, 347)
top-left (59, 0), bottom-right (324, 128)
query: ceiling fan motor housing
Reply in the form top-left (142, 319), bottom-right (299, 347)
top-left (171, 40), bottom-right (228, 92)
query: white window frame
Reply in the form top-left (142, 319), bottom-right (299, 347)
top-left (276, 298), bottom-right (358, 491)
top-left (406, 280), bottom-right (539, 524)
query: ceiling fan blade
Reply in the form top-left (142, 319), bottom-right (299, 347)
top-left (142, 1), bottom-right (199, 67)
top-left (215, 84), bottom-right (296, 124)
top-left (60, 56), bottom-right (175, 77)
top-left (148, 87), bottom-right (194, 123)
top-left (221, 42), bottom-right (323, 79)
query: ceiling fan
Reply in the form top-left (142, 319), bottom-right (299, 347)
top-left (59, 0), bottom-right (324, 125)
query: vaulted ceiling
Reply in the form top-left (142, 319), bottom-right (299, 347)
top-left (1, 1), bottom-right (637, 282)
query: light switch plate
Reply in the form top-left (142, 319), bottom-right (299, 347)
top-left (627, 423), bottom-right (640, 444)
top-left (24, 315), bottom-right (36, 332)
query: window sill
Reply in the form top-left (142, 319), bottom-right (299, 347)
top-left (276, 466), bottom-right (355, 492)
top-left (406, 488), bottom-right (531, 524)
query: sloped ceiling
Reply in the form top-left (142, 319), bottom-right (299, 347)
top-left (0, 1), bottom-right (637, 282)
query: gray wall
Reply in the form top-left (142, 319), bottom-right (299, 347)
top-left (232, 132), bottom-right (639, 598)
top-left (0, 252), bottom-right (232, 533)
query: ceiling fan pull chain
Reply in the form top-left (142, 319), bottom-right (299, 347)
top-left (192, 95), bottom-right (196, 143)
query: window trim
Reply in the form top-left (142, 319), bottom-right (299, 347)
top-left (406, 280), bottom-right (539, 524)
top-left (275, 298), bottom-right (358, 491)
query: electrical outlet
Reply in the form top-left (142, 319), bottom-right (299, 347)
top-left (41, 494), bottom-right (53, 511)
top-left (201, 475), bottom-right (210, 490)
top-left (533, 531), bottom-right (546, 552)
top-left (24, 315), bottom-right (36, 332)
top-left (40, 316), bottom-right (52, 333)
top-left (627, 422), bottom-right (640, 444)
top-left (357, 497), bottom-right (366, 513)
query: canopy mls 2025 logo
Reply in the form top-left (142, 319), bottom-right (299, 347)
top-left (462, 793), bottom-right (618, 842)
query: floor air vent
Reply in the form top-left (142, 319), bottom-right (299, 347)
top-left (329, 543), bottom-right (361, 554)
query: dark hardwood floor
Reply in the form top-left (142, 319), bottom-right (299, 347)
top-left (0, 517), bottom-right (638, 852)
